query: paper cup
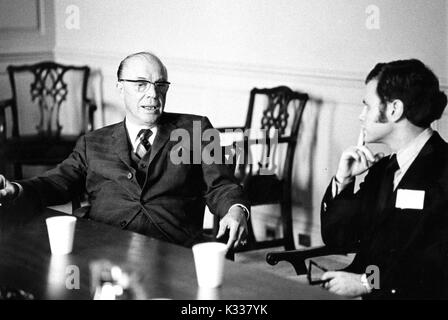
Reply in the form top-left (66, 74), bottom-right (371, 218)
top-left (46, 216), bottom-right (77, 255)
top-left (192, 242), bottom-right (227, 288)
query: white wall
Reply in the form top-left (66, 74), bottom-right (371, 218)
top-left (2, 0), bottom-right (447, 246)
top-left (0, 0), bottom-right (54, 54)
top-left (0, 0), bottom-right (55, 95)
top-left (54, 0), bottom-right (447, 73)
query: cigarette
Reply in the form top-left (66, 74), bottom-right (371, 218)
top-left (357, 129), bottom-right (365, 147)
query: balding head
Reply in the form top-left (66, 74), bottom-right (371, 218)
top-left (117, 52), bottom-right (168, 81)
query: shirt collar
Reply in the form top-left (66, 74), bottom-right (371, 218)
top-left (395, 128), bottom-right (434, 171)
top-left (125, 118), bottom-right (158, 151)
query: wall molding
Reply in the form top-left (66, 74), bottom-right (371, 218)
top-left (0, 50), bottom-right (53, 62)
top-left (54, 46), bottom-right (448, 91)
top-left (54, 46), bottom-right (362, 87)
top-left (0, 50), bottom-right (53, 74)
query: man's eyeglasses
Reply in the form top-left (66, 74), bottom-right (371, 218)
top-left (307, 260), bottom-right (330, 286)
top-left (119, 79), bottom-right (170, 93)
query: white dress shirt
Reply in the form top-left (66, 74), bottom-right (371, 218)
top-left (125, 118), bottom-right (158, 153)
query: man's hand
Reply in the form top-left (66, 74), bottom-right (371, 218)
top-left (0, 175), bottom-right (19, 206)
top-left (335, 145), bottom-right (384, 185)
top-left (216, 206), bottom-right (248, 250)
top-left (321, 271), bottom-right (369, 298)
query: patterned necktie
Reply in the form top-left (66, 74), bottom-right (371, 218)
top-left (135, 128), bottom-right (153, 158)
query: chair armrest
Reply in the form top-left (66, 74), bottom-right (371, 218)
top-left (84, 98), bottom-right (97, 132)
top-left (266, 245), bottom-right (357, 275)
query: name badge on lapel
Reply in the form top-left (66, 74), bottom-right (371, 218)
top-left (395, 189), bottom-right (425, 210)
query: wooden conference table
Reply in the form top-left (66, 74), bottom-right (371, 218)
top-left (0, 207), bottom-right (340, 300)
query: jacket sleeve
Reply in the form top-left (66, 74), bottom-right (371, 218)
top-left (321, 171), bottom-right (375, 248)
top-left (199, 117), bottom-right (250, 218)
top-left (18, 135), bottom-right (88, 208)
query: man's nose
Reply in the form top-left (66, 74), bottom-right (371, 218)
top-left (359, 106), bottom-right (367, 122)
top-left (144, 83), bottom-right (157, 98)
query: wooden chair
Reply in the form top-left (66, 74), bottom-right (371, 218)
top-left (0, 61), bottom-right (96, 179)
top-left (216, 86), bottom-right (309, 252)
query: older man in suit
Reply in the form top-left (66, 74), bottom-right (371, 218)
top-left (0, 52), bottom-right (249, 248)
top-left (320, 59), bottom-right (448, 299)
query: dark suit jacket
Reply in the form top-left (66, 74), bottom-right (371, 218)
top-left (321, 132), bottom-right (448, 299)
top-left (19, 113), bottom-right (249, 247)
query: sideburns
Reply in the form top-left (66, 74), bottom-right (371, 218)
top-left (375, 103), bottom-right (388, 123)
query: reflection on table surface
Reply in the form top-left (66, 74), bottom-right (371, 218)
top-left (0, 207), bottom-right (341, 300)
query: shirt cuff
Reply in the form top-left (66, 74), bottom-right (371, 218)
top-left (229, 204), bottom-right (250, 220)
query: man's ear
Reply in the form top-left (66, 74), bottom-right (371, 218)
top-left (387, 99), bottom-right (404, 122)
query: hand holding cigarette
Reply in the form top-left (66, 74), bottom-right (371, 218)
top-left (335, 129), bottom-right (384, 183)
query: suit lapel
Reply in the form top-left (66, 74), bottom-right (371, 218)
top-left (395, 134), bottom-right (439, 191)
top-left (112, 121), bottom-right (133, 170)
top-left (148, 117), bottom-right (176, 167)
